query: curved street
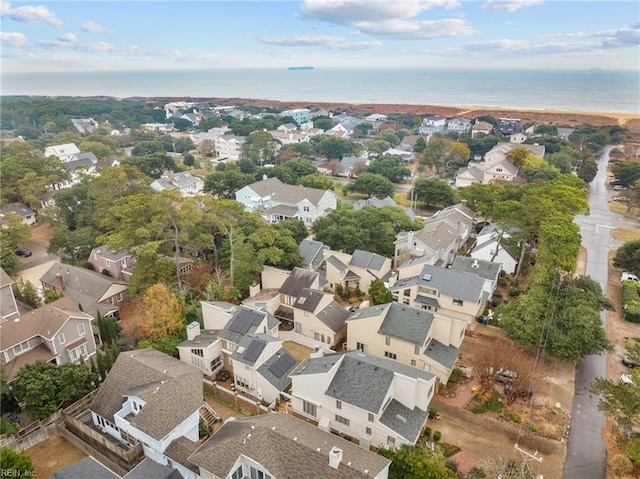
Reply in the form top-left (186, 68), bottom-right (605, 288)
top-left (563, 146), bottom-right (637, 479)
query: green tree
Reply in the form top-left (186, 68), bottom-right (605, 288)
top-left (612, 161), bottom-right (640, 187)
top-left (577, 156), bottom-right (598, 183)
top-left (131, 140), bottom-right (165, 156)
top-left (368, 155), bottom-right (411, 183)
top-left (11, 279), bottom-right (40, 308)
top-left (313, 117), bottom-right (333, 131)
top-left (0, 213), bottom-right (31, 274)
top-left (377, 445), bottom-right (457, 479)
top-left (242, 131), bottom-right (278, 165)
top-left (0, 447), bottom-right (35, 476)
top-left (421, 138), bottom-right (470, 176)
top-left (591, 368), bottom-right (640, 434)
top-left (344, 173), bottom-right (394, 199)
top-left (614, 239), bottom-right (640, 276)
top-left (413, 137), bottom-right (427, 153)
top-left (203, 162), bottom-right (255, 198)
top-left (314, 136), bottom-right (359, 160)
top-left (268, 158), bottom-right (318, 184)
top-left (122, 152), bottom-right (179, 178)
top-left (369, 279), bottom-right (392, 305)
top-left (411, 178), bottom-right (455, 207)
top-left (297, 174), bottom-right (334, 190)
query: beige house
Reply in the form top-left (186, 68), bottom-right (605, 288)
top-left (389, 264), bottom-right (487, 328)
top-left (324, 249), bottom-right (392, 295)
top-left (346, 303), bottom-right (464, 384)
top-left (292, 288), bottom-right (349, 349)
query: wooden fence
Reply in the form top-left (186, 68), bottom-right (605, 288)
top-left (203, 379), bottom-right (270, 416)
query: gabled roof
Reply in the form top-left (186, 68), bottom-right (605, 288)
top-left (187, 413), bottom-right (390, 479)
top-left (350, 249), bottom-right (387, 273)
top-left (293, 288), bottom-right (325, 313)
top-left (231, 334), bottom-right (279, 366)
top-left (90, 246), bottom-right (130, 262)
top-left (0, 268), bottom-right (18, 320)
top-left (256, 348), bottom-right (299, 391)
top-left (244, 177), bottom-right (331, 207)
top-left (50, 456), bottom-right (119, 479)
top-left (299, 239), bottom-right (326, 268)
top-left (0, 202), bottom-right (35, 218)
top-left (376, 303), bottom-right (434, 346)
top-left (450, 256), bottom-right (502, 282)
top-left (424, 338), bottom-right (459, 370)
top-left (390, 264), bottom-right (485, 302)
top-left (91, 349), bottom-right (202, 441)
top-left (379, 399), bottom-right (427, 444)
top-left (162, 171), bottom-right (199, 187)
top-left (315, 300), bottom-right (349, 333)
top-left (326, 255), bottom-right (348, 273)
top-left (279, 267), bottom-right (319, 298)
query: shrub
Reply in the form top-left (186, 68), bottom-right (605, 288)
top-left (440, 442), bottom-right (461, 458)
top-left (622, 281), bottom-right (640, 323)
top-left (467, 466), bottom-right (487, 479)
top-left (497, 276), bottom-right (508, 287)
top-left (428, 408), bottom-right (438, 419)
top-left (335, 284), bottom-right (344, 297)
top-left (433, 430), bottom-right (442, 442)
top-left (527, 423), bottom-right (538, 433)
top-left (449, 367), bottom-right (465, 383)
top-left (0, 418), bottom-right (18, 437)
top-left (485, 396), bottom-right (504, 413)
top-left (423, 427), bottom-right (432, 438)
top-left (508, 288), bottom-right (522, 297)
top-left (609, 454), bottom-right (633, 476)
top-left (504, 411), bottom-right (521, 424)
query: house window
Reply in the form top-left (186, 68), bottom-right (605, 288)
top-left (403, 298), bottom-right (410, 305)
top-left (453, 299), bottom-right (464, 306)
top-left (231, 466), bottom-right (243, 479)
top-left (70, 344), bottom-right (87, 363)
top-left (314, 332), bottom-right (320, 341)
top-left (335, 415), bottom-right (350, 426)
top-left (387, 436), bottom-right (396, 447)
top-left (303, 401), bottom-right (317, 418)
top-left (365, 427), bottom-right (372, 436)
top-left (78, 324), bottom-right (85, 336)
top-left (385, 336), bottom-right (391, 346)
top-left (384, 351), bottom-right (397, 360)
top-left (336, 400), bottom-right (342, 410)
top-left (368, 413), bottom-right (374, 422)
top-left (116, 293), bottom-right (123, 302)
top-left (191, 356), bottom-right (205, 369)
top-left (105, 259), bottom-right (111, 267)
top-left (191, 348), bottom-right (204, 357)
top-left (235, 376), bottom-right (250, 389)
top-left (210, 355), bottom-right (223, 371)
top-left (303, 206), bottom-right (310, 212)
top-left (414, 345), bottom-right (420, 355)
top-left (58, 333), bottom-right (65, 345)
top-left (249, 466), bottom-right (271, 479)
top-left (403, 289), bottom-right (411, 297)
top-left (13, 340), bottom-right (29, 355)
top-left (411, 359), bottom-right (416, 367)
top-left (321, 334), bottom-right (325, 343)
top-left (356, 342), bottom-right (367, 353)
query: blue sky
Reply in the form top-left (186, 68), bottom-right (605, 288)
top-left (1, 1), bottom-right (638, 72)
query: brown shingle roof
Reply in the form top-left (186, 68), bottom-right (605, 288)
top-left (248, 177), bottom-right (329, 206)
top-left (187, 413), bottom-right (390, 479)
top-left (90, 349), bottom-right (203, 441)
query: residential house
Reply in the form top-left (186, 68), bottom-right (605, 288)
top-left (364, 113), bottom-right (388, 131)
top-left (394, 202), bottom-right (475, 268)
top-left (324, 249), bottom-right (392, 295)
top-left (71, 118), bottom-right (99, 134)
top-left (268, 266), bottom-right (322, 323)
top-left (338, 155), bottom-right (369, 178)
top-left (165, 102), bottom-right (198, 118)
top-left (332, 114), bottom-right (363, 137)
top-left (268, 130), bottom-right (310, 145)
top-left (214, 134), bottom-right (245, 160)
top-left (470, 223), bottom-right (519, 274)
top-left (177, 303), bottom-right (279, 375)
top-left (44, 143), bottom-right (81, 162)
top-left (229, 333), bottom-right (299, 403)
top-left (346, 302), bottom-right (465, 383)
top-left (53, 152), bottom-right (101, 189)
top-left (277, 123), bottom-right (298, 133)
top-left (326, 123), bottom-right (350, 139)
top-left (151, 171), bottom-right (202, 196)
top-left (446, 117), bottom-right (471, 134)
top-left (0, 202), bottom-right (36, 226)
top-left (0, 290), bottom-right (97, 380)
top-left (140, 123), bottom-right (175, 133)
top-left (89, 246), bottom-right (134, 282)
top-left (90, 349), bottom-right (204, 465)
top-left (279, 108), bottom-right (311, 125)
top-left (291, 287), bottom-right (349, 350)
top-left (418, 115), bottom-right (446, 136)
top-left (471, 121), bottom-right (493, 138)
top-left (235, 177), bottom-right (337, 226)
top-left (510, 132), bottom-right (527, 144)
top-left (388, 263), bottom-right (487, 328)
top-left (383, 148), bottom-right (414, 164)
top-left (0, 268), bottom-right (19, 321)
top-left (179, 112), bottom-right (200, 127)
top-left (498, 118), bottom-right (521, 135)
top-left (289, 351), bottom-right (436, 448)
top-left (190, 127), bottom-right (230, 146)
top-left (353, 195), bottom-right (415, 220)
top-left (449, 256), bottom-right (502, 297)
top-left (51, 457), bottom-right (184, 479)
top-left (40, 263), bottom-right (129, 320)
top-left (557, 127), bottom-right (575, 141)
top-left (185, 413), bottom-right (391, 479)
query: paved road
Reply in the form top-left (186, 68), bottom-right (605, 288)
top-left (563, 146), bottom-right (632, 479)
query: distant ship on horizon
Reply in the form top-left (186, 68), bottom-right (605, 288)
top-left (288, 65), bottom-right (314, 71)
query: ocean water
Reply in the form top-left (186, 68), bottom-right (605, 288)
top-left (2, 68), bottom-right (639, 114)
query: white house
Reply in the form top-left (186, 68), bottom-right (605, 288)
top-left (150, 171), bottom-right (202, 196)
top-left (418, 115), bottom-right (446, 136)
top-left (90, 349), bottom-right (204, 465)
top-left (470, 223), bottom-right (519, 274)
top-left (279, 108), bottom-right (311, 125)
top-left (214, 134), bottom-right (245, 160)
top-left (289, 351), bottom-right (436, 448)
top-left (44, 143), bottom-right (81, 162)
top-left (446, 117), bottom-right (472, 134)
top-left (0, 202), bottom-right (36, 226)
top-left (235, 177), bottom-right (337, 226)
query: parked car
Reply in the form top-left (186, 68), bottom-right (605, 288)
top-left (622, 355), bottom-right (640, 368)
top-left (622, 272), bottom-right (640, 283)
top-left (15, 249), bottom-right (32, 257)
top-left (613, 185), bottom-right (627, 191)
top-left (495, 368), bottom-right (518, 383)
top-left (613, 196), bottom-right (630, 202)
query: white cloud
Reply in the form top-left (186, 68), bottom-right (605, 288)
top-left (81, 21), bottom-right (110, 34)
top-left (464, 38), bottom-right (598, 54)
top-left (58, 32), bottom-right (77, 43)
top-left (333, 40), bottom-right (382, 50)
top-left (482, 0), bottom-right (543, 13)
top-left (0, 1), bottom-right (62, 26)
top-left (0, 31), bottom-right (28, 48)
top-left (357, 18), bottom-right (475, 39)
top-left (259, 34), bottom-right (382, 51)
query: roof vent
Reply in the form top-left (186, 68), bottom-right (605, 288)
top-left (472, 259), bottom-right (479, 268)
top-left (14, 318), bottom-right (20, 323)
top-left (294, 437), bottom-right (298, 441)
top-left (329, 446), bottom-right (343, 469)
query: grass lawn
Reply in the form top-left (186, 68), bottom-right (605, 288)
top-left (612, 227), bottom-right (640, 243)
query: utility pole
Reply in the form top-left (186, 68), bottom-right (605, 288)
top-left (514, 443), bottom-right (543, 479)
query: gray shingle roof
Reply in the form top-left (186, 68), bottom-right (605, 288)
top-left (91, 246), bottom-right (130, 262)
top-left (315, 300), bottom-right (349, 333)
top-left (247, 177), bottom-right (330, 207)
top-left (326, 255), bottom-right (348, 272)
top-left (90, 349), bottom-right (203, 441)
top-left (50, 457), bottom-right (119, 479)
top-left (293, 288), bottom-right (325, 312)
top-left (424, 338), bottom-right (459, 370)
top-left (0, 202), bottom-right (35, 218)
top-left (450, 256), bottom-right (501, 282)
top-left (379, 399), bottom-right (427, 444)
top-left (299, 239), bottom-right (326, 268)
top-left (231, 334), bottom-right (279, 366)
top-left (391, 264), bottom-right (484, 302)
top-left (187, 413), bottom-right (390, 479)
top-left (377, 303), bottom-right (434, 346)
top-left (279, 267), bottom-right (319, 298)
top-left (350, 249), bottom-right (387, 272)
top-left (124, 458), bottom-right (184, 479)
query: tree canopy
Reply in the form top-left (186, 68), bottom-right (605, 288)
top-left (614, 239), bottom-right (640, 276)
top-left (344, 173), bottom-right (394, 199)
top-left (377, 445), bottom-right (457, 479)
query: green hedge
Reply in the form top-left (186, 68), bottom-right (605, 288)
top-left (622, 281), bottom-right (640, 323)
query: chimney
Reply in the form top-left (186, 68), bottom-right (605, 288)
top-left (249, 282), bottom-right (261, 298)
top-left (262, 174), bottom-right (268, 181)
top-left (55, 272), bottom-right (64, 291)
top-left (186, 321), bottom-right (201, 341)
top-left (310, 345), bottom-right (323, 359)
top-left (329, 446), bottom-right (343, 469)
top-left (472, 259), bottom-right (479, 268)
top-left (388, 271), bottom-right (397, 288)
top-left (407, 231), bottom-right (415, 249)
